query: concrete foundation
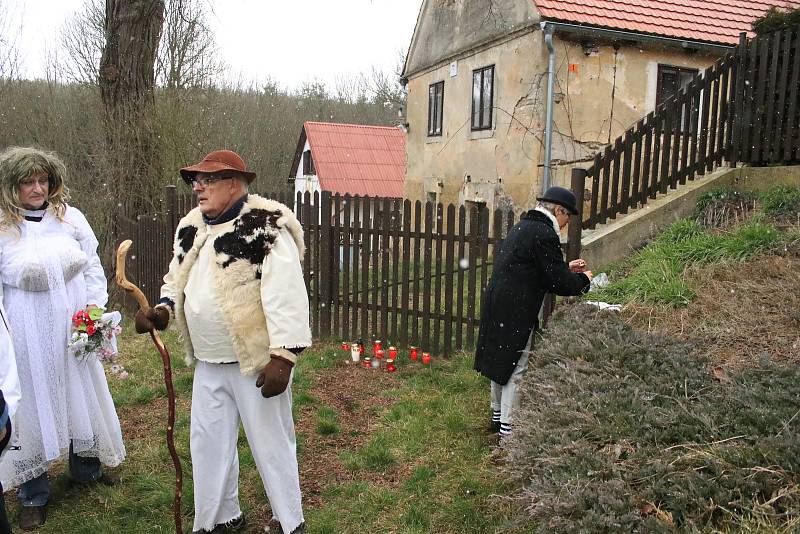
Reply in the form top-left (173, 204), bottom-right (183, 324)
top-left (580, 165), bottom-right (800, 270)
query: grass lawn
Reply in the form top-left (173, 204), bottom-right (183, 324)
top-left (3, 329), bottom-right (514, 533)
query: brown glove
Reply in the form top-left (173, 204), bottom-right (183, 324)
top-left (255, 355), bottom-right (294, 398)
top-left (134, 306), bottom-right (170, 334)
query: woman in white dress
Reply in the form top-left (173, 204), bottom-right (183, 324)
top-left (0, 147), bottom-right (125, 531)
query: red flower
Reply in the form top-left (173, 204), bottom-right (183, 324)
top-left (86, 323), bottom-right (96, 336)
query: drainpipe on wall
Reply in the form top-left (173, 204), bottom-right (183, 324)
top-left (542, 22), bottom-right (555, 194)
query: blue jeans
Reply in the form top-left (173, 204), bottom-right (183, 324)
top-left (17, 444), bottom-right (102, 507)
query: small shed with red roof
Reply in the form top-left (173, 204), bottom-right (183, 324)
top-left (289, 121), bottom-right (406, 201)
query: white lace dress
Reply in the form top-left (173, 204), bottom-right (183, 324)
top-left (0, 206), bottom-right (125, 489)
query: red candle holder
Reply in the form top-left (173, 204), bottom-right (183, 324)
top-left (375, 348), bottom-right (385, 359)
top-left (386, 360), bottom-right (397, 372)
top-left (374, 340), bottom-right (382, 352)
top-left (421, 352), bottom-right (431, 365)
top-left (358, 344), bottom-right (365, 356)
top-left (389, 346), bottom-right (397, 359)
top-left (362, 357), bottom-right (371, 369)
top-left (341, 341), bottom-right (350, 351)
top-left (409, 346), bottom-right (419, 362)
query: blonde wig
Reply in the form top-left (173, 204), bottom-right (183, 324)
top-left (0, 146), bottom-right (71, 230)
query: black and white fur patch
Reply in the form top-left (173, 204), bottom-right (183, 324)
top-left (176, 225), bottom-right (198, 264)
top-left (213, 208), bottom-right (282, 278)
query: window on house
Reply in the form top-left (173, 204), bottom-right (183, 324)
top-left (302, 149), bottom-right (315, 175)
top-left (471, 65), bottom-right (495, 131)
top-left (426, 191), bottom-right (438, 205)
top-left (464, 199), bottom-right (486, 235)
top-left (656, 65), bottom-right (698, 106)
top-left (657, 65), bottom-right (699, 133)
top-left (428, 81), bottom-right (444, 136)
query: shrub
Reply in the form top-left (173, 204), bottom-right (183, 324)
top-left (753, 6), bottom-right (800, 35)
top-left (695, 188), bottom-right (755, 229)
top-left (502, 304), bottom-right (800, 533)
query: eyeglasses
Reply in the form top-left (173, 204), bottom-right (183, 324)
top-left (20, 177), bottom-right (50, 188)
top-left (188, 174), bottom-right (232, 188)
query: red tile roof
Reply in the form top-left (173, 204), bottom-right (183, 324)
top-left (300, 121), bottom-right (406, 198)
top-left (535, 0), bottom-right (796, 46)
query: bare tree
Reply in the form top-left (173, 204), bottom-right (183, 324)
top-left (0, 0), bottom-right (20, 81)
top-left (61, 0), bottom-right (220, 89)
top-left (60, 0), bottom-right (104, 84)
top-left (157, 0), bottom-right (221, 89)
top-left (99, 0), bottom-right (165, 213)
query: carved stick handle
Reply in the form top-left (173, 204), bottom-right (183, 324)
top-left (115, 239), bottom-right (150, 310)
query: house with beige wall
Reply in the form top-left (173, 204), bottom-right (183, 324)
top-left (401, 0), bottom-right (773, 213)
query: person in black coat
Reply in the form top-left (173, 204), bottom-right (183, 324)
top-left (474, 186), bottom-right (592, 439)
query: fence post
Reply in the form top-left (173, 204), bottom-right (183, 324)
top-left (319, 191), bottom-right (333, 338)
top-left (729, 31), bottom-right (748, 166)
top-left (567, 167), bottom-right (586, 262)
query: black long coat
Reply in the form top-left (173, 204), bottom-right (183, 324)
top-left (474, 210), bottom-right (590, 385)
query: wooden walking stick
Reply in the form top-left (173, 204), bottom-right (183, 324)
top-left (116, 239), bottom-right (183, 534)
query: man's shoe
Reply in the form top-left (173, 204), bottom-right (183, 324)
top-left (265, 519), bottom-right (305, 533)
top-left (19, 505), bottom-right (46, 531)
top-left (217, 514), bottom-right (245, 532)
top-left (486, 420), bottom-right (501, 433)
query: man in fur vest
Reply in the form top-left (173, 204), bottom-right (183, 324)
top-left (474, 186), bottom-right (592, 441)
top-left (135, 150), bottom-right (311, 534)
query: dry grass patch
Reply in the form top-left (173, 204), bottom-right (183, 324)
top-left (623, 255), bottom-right (800, 369)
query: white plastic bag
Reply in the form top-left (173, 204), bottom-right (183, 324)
top-left (589, 272), bottom-right (609, 292)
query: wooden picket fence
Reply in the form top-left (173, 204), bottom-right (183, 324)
top-left (585, 27), bottom-right (800, 228)
top-left (114, 186), bottom-right (585, 357)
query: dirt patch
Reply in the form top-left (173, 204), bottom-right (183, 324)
top-left (623, 255), bottom-right (800, 369)
top-left (295, 359), bottom-right (407, 508)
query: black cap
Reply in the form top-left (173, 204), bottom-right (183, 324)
top-left (536, 186), bottom-right (578, 215)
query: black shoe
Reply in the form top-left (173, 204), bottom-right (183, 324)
top-left (486, 420), bottom-right (501, 433)
top-left (19, 505), bottom-right (46, 531)
top-left (95, 472), bottom-right (118, 486)
top-left (265, 519), bottom-right (305, 534)
top-left (219, 513), bottom-right (245, 532)
top-left (70, 471), bottom-right (118, 488)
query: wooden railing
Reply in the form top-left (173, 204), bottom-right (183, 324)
top-left (584, 26), bottom-right (800, 229)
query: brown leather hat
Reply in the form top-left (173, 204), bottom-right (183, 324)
top-left (179, 150), bottom-right (257, 184)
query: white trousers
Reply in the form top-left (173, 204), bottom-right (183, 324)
top-left (191, 361), bottom-right (303, 533)
top-left (490, 353), bottom-right (529, 430)
top-left (490, 329), bottom-right (534, 432)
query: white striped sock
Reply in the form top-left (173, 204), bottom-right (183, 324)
top-left (491, 410), bottom-right (501, 423)
top-left (499, 423), bottom-right (512, 436)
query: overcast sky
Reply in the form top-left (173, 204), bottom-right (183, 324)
top-left (6, 0), bottom-right (421, 90)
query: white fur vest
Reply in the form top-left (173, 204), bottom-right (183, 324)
top-left (169, 195), bottom-right (305, 375)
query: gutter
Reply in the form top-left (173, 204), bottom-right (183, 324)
top-left (542, 22), bottom-right (555, 193)
top-left (544, 21), bottom-right (735, 55)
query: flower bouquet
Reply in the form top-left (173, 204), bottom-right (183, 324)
top-left (69, 305), bottom-right (127, 377)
